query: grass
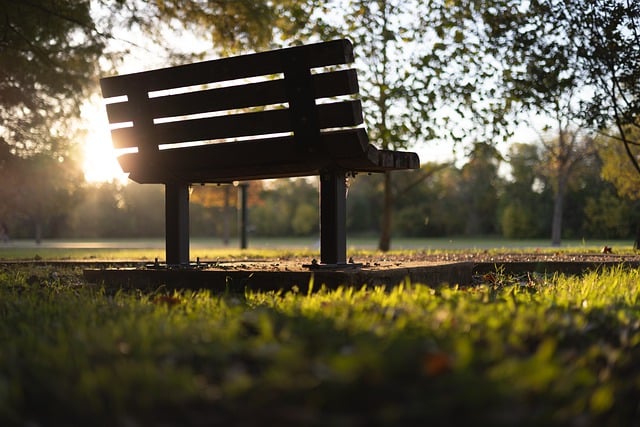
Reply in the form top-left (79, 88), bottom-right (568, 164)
top-left (0, 244), bottom-right (316, 263)
top-left (1, 260), bottom-right (639, 426)
top-left (0, 236), bottom-right (635, 260)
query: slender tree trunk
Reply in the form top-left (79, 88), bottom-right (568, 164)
top-left (550, 195), bottom-right (562, 246)
top-left (34, 221), bottom-right (42, 245)
top-left (551, 179), bottom-right (567, 246)
top-left (378, 171), bottom-right (393, 252)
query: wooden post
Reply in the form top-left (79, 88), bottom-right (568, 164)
top-left (320, 170), bottom-right (347, 265)
top-left (165, 182), bottom-right (190, 266)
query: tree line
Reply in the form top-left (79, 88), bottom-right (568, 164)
top-left (3, 136), bottom-right (637, 244)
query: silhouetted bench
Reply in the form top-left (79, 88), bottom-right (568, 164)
top-left (100, 39), bottom-right (419, 267)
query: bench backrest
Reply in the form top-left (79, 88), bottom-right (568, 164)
top-left (100, 39), bottom-right (366, 183)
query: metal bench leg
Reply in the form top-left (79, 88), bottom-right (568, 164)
top-left (165, 183), bottom-right (190, 266)
top-left (320, 170), bottom-right (347, 265)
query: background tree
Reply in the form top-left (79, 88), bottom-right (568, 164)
top-left (301, 0), bottom-right (476, 251)
top-left (346, 174), bottom-right (381, 235)
top-left (66, 182), bottom-right (126, 238)
top-left (583, 189), bottom-right (635, 240)
top-left (65, 183), bottom-right (165, 238)
top-left (0, 147), bottom-right (83, 243)
top-left (459, 142), bottom-right (503, 235)
top-left (599, 128), bottom-right (640, 200)
top-left (424, 0), bottom-right (519, 144)
top-left (191, 185), bottom-right (237, 246)
top-left (552, 0), bottom-right (640, 175)
top-left (116, 184), bottom-right (165, 237)
top-left (420, 166), bottom-right (467, 237)
top-left (391, 163), bottom-right (452, 237)
top-left (499, 143), bottom-right (549, 238)
top-left (597, 128), bottom-right (640, 247)
top-left (190, 183), bottom-right (263, 245)
top-left (438, 0), bottom-right (640, 245)
top-left (250, 179), bottom-right (318, 237)
top-left (478, 0), bottom-right (599, 245)
top-left (538, 129), bottom-right (597, 245)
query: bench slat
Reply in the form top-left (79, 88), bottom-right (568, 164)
top-left (110, 100), bottom-right (363, 149)
top-left (106, 79), bottom-right (287, 125)
top-left (120, 148), bottom-right (419, 184)
top-left (101, 39), bottom-right (354, 98)
top-left (105, 69), bottom-right (359, 125)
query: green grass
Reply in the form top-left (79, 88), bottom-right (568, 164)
top-left (0, 236), bottom-right (635, 261)
top-left (0, 244), bottom-right (317, 262)
top-left (1, 263), bottom-right (639, 425)
top-left (0, 247), bottom-right (315, 262)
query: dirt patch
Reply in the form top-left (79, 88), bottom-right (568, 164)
top-left (83, 249), bottom-right (640, 293)
top-left (343, 250), bottom-right (640, 265)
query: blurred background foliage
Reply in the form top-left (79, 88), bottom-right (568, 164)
top-left (0, 0), bottom-right (638, 247)
top-left (3, 142), bottom-right (637, 243)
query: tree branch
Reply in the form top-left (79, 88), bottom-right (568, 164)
top-left (20, 0), bottom-right (103, 38)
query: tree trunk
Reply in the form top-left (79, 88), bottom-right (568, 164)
top-left (378, 171), bottom-right (393, 252)
top-left (34, 221), bottom-right (42, 245)
top-left (551, 180), bottom-right (567, 247)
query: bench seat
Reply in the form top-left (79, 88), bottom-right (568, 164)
top-left (118, 129), bottom-right (419, 183)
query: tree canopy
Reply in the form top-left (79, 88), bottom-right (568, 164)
top-left (0, 0), bottom-right (103, 157)
top-left (0, 0), bottom-right (315, 157)
top-left (442, 0), bottom-right (640, 171)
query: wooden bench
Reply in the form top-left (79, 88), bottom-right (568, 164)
top-left (100, 39), bottom-right (419, 267)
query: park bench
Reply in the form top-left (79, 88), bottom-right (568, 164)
top-left (100, 39), bottom-right (419, 267)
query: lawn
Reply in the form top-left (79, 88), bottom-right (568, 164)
top-left (0, 257), bottom-right (639, 426)
top-left (0, 236), bottom-right (635, 261)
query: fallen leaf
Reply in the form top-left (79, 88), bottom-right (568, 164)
top-left (422, 351), bottom-right (452, 376)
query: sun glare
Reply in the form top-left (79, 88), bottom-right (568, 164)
top-left (81, 100), bottom-right (129, 184)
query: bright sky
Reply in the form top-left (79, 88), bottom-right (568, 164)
top-left (81, 98), bottom-right (129, 184)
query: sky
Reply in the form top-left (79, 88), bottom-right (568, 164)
top-left (81, 99), bottom-right (127, 183)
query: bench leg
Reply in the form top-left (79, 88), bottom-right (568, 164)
top-left (165, 183), bottom-right (190, 266)
top-left (320, 170), bottom-right (347, 265)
